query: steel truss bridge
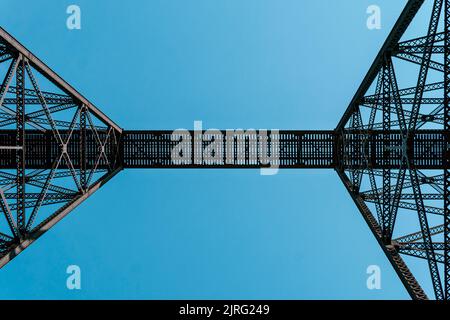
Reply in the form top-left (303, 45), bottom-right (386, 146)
top-left (0, 0), bottom-right (449, 300)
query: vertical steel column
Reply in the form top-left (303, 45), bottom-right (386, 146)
top-left (351, 109), bottom-right (363, 192)
top-left (444, 0), bottom-right (450, 301)
top-left (386, 58), bottom-right (406, 241)
top-left (16, 55), bottom-right (25, 235)
top-left (382, 60), bottom-right (391, 241)
top-left (80, 104), bottom-right (87, 190)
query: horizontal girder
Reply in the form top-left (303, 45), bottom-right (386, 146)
top-left (123, 129), bottom-right (446, 169)
top-left (0, 129), bottom-right (446, 169)
top-left (0, 130), bottom-right (118, 169)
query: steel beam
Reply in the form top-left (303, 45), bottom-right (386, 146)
top-left (337, 0), bottom-right (425, 130)
top-left (15, 57), bottom-right (25, 234)
top-left (336, 169), bottom-right (428, 300)
top-left (0, 28), bottom-right (121, 133)
top-left (444, 0), bottom-right (450, 300)
top-left (0, 168), bottom-right (121, 269)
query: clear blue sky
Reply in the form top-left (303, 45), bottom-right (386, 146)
top-left (0, 0), bottom-right (421, 299)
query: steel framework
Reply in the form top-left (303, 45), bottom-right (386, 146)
top-left (0, 0), bottom-right (448, 300)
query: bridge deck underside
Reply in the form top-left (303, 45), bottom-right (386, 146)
top-left (0, 130), bottom-right (445, 169)
top-left (0, 130), bottom-right (116, 169)
top-left (121, 130), bottom-right (447, 169)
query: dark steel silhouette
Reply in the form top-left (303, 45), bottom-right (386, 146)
top-left (0, 0), bottom-right (448, 300)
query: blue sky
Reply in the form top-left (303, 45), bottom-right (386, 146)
top-left (0, 0), bottom-right (416, 299)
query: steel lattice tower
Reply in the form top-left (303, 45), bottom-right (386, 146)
top-left (0, 0), bottom-right (449, 300)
